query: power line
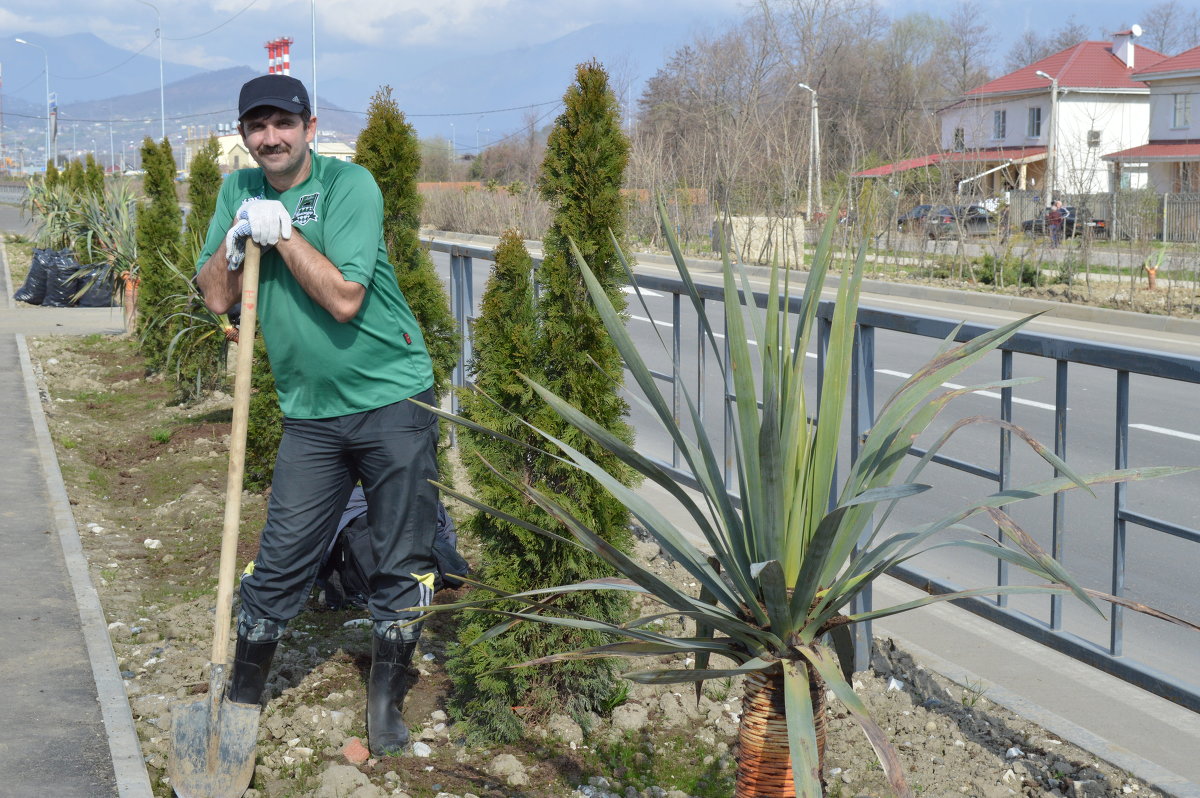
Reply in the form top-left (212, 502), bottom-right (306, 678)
top-left (341, 99), bottom-right (562, 119)
top-left (51, 38), bottom-right (157, 81)
top-left (164, 0), bottom-right (262, 41)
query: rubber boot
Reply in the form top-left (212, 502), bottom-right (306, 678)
top-left (367, 633), bottom-right (418, 756)
top-left (227, 635), bottom-right (278, 706)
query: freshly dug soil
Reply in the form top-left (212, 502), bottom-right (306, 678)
top-left (27, 334), bottom-right (1166, 798)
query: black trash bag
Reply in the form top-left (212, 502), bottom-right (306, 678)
top-left (73, 266), bottom-right (115, 308)
top-left (13, 248), bottom-right (54, 304)
top-left (315, 488), bottom-right (471, 611)
top-left (42, 249), bottom-right (84, 307)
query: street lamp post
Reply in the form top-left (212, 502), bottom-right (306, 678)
top-left (797, 82), bottom-right (822, 219)
top-left (15, 38), bottom-right (50, 171)
top-left (1035, 69), bottom-right (1059, 201)
top-left (137, 0), bottom-right (166, 141)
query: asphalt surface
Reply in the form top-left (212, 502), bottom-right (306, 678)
top-left (1, 215), bottom-right (151, 796)
top-left (2, 202), bottom-right (1198, 796)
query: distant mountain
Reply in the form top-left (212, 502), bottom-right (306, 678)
top-left (387, 20), bottom-right (711, 145)
top-left (5, 32), bottom-right (205, 105)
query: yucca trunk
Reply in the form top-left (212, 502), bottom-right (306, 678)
top-left (736, 665), bottom-right (827, 797)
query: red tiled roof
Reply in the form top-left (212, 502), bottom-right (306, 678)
top-left (1134, 44), bottom-right (1200, 77)
top-left (965, 42), bottom-right (1168, 96)
top-left (853, 147), bottom-right (1046, 178)
top-left (1102, 140), bottom-right (1200, 161)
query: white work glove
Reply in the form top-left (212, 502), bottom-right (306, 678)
top-left (224, 199), bottom-right (293, 270)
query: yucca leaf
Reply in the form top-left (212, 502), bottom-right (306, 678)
top-left (755, 559), bottom-right (791, 635)
top-left (781, 659), bottom-right (822, 798)
top-left (623, 657), bottom-right (774, 684)
top-left (517, 639), bottom-right (736, 669)
top-left (985, 506), bottom-right (1100, 613)
top-left (800, 646), bottom-right (913, 797)
top-left (520, 375), bottom-right (751, 610)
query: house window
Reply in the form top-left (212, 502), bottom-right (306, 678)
top-left (1027, 107), bottom-right (1042, 137)
top-left (993, 110), bottom-right (1006, 139)
top-left (1177, 162), bottom-right (1200, 192)
top-left (1173, 93), bottom-right (1192, 129)
top-left (1088, 130), bottom-right (1101, 148)
top-left (953, 127), bottom-right (965, 151)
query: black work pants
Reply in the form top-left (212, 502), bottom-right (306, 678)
top-left (239, 389), bottom-right (439, 628)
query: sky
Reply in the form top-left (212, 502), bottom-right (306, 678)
top-left (0, 0), bottom-right (1184, 145)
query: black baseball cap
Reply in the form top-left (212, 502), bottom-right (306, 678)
top-left (238, 74), bottom-right (311, 120)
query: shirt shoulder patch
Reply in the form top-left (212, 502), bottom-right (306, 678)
top-left (292, 192), bottom-right (320, 226)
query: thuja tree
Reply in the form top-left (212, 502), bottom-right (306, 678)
top-left (166, 137), bottom-right (230, 402)
top-left (44, 160), bottom-right (60, 188)
top-left (245, 340), bottom-right (282, 492)
top-left (85, 154), bottom-right (105, 196)
top-left (446, 231), bottom-right (546, 741)
top-left (136, 137), bottom-right (183, 372)
top-left (186, 137), bottom-right (222, 248)
top-left (448, 60), bottom-right (637, 741)
top-left (63, 160), bottom-right (85, 194)
top-left (354, 85), bottom-right (459, 398)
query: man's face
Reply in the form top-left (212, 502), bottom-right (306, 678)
top-left (239, 108), bottom-right (316, 186)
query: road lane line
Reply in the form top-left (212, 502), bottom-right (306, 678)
top-left (622, 286), bottom-right (663, 297)
top-left (875, 369), bottom-right (1058, 410)
top-left (1130, 423), bottom-right (1200, 442)
top-left (629, 314), bottom-right (675, 329)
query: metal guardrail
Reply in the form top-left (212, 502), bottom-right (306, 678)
top-left (0, 183), bottom-right (28, 205)
top-left (427, 235), bottom-right (1200, 713)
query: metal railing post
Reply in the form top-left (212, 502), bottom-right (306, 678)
top-left (1050, 359), bottom-right (1069, 630)
top-left (1111, 371), bottom-right (1129, 655)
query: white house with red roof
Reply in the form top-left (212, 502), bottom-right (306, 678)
top-left (855, 29), bottom-right (1166, 197)
top-left (1103, 44), bottom-right (1200, 192)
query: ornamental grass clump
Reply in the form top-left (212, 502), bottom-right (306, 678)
top-left (423, 203), bottom-right (1197, 797)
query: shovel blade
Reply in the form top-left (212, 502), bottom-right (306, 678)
top-left (168, 665), bottom-right (261, 798)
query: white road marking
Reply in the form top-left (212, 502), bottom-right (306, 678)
top-left (875, 369), bottom-right (1057, 410)
top-left (629, 314), bottom-right (674, 329)
top-left (622, 286), bottom-right (663, 297)
top-left (1130, 424), bottom-right (1200, 442)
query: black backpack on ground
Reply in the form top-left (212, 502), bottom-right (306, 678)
top-left (316, 490), bottom-right (470, 610)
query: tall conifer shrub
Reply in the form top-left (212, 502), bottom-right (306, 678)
top-left (186, 137), bottom-right (222, 248)
top-left (136, 137), bottom-right (183, 371)
top-left (446, 60), bottom-right (636, 741)
top-left (85, 154), bottom-right (105, 196)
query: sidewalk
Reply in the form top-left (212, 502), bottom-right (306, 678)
top-left (1, 240), bottom-right (151, 797)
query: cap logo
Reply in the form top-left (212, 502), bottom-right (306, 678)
top-left (292, 95), bottom-right (300, 102)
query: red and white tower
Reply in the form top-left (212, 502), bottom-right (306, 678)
top-left (265, 37), bottom-right (294, 75)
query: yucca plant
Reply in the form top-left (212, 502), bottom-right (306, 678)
top-left (423, 205), bottom-right (1197, 797)
top-left (143, 244), bottom-right (234, 402)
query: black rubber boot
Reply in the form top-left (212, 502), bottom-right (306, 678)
top-left (227, 635), bottom-right (278, 706)
top-left (367, 633), bottom-right (418, 756)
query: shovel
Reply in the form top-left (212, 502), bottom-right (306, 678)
top-left (168, 241), bottom-right (264, 798)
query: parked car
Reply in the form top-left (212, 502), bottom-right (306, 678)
top-left (1021, 206), bottom-right (1108, 238)
top-left (924, 204), bottom-right (1001, 239)
top-left (896, 204), bottom-right (934, 231)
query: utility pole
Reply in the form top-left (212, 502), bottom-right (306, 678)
top-left (15, 38), bottom-right (50, 171)
top-left (137, 0), bottom-right (166, 141)
top-left (798, 82), bottom-right (822, 219)
top-left (1036, 70), bottom-right (1059, 201)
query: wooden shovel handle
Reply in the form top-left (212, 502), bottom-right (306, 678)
top-left (211, 242), bottom-right (261, 665)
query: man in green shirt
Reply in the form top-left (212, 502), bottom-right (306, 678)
top-left (197, 74), bottom-right (436, 756)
